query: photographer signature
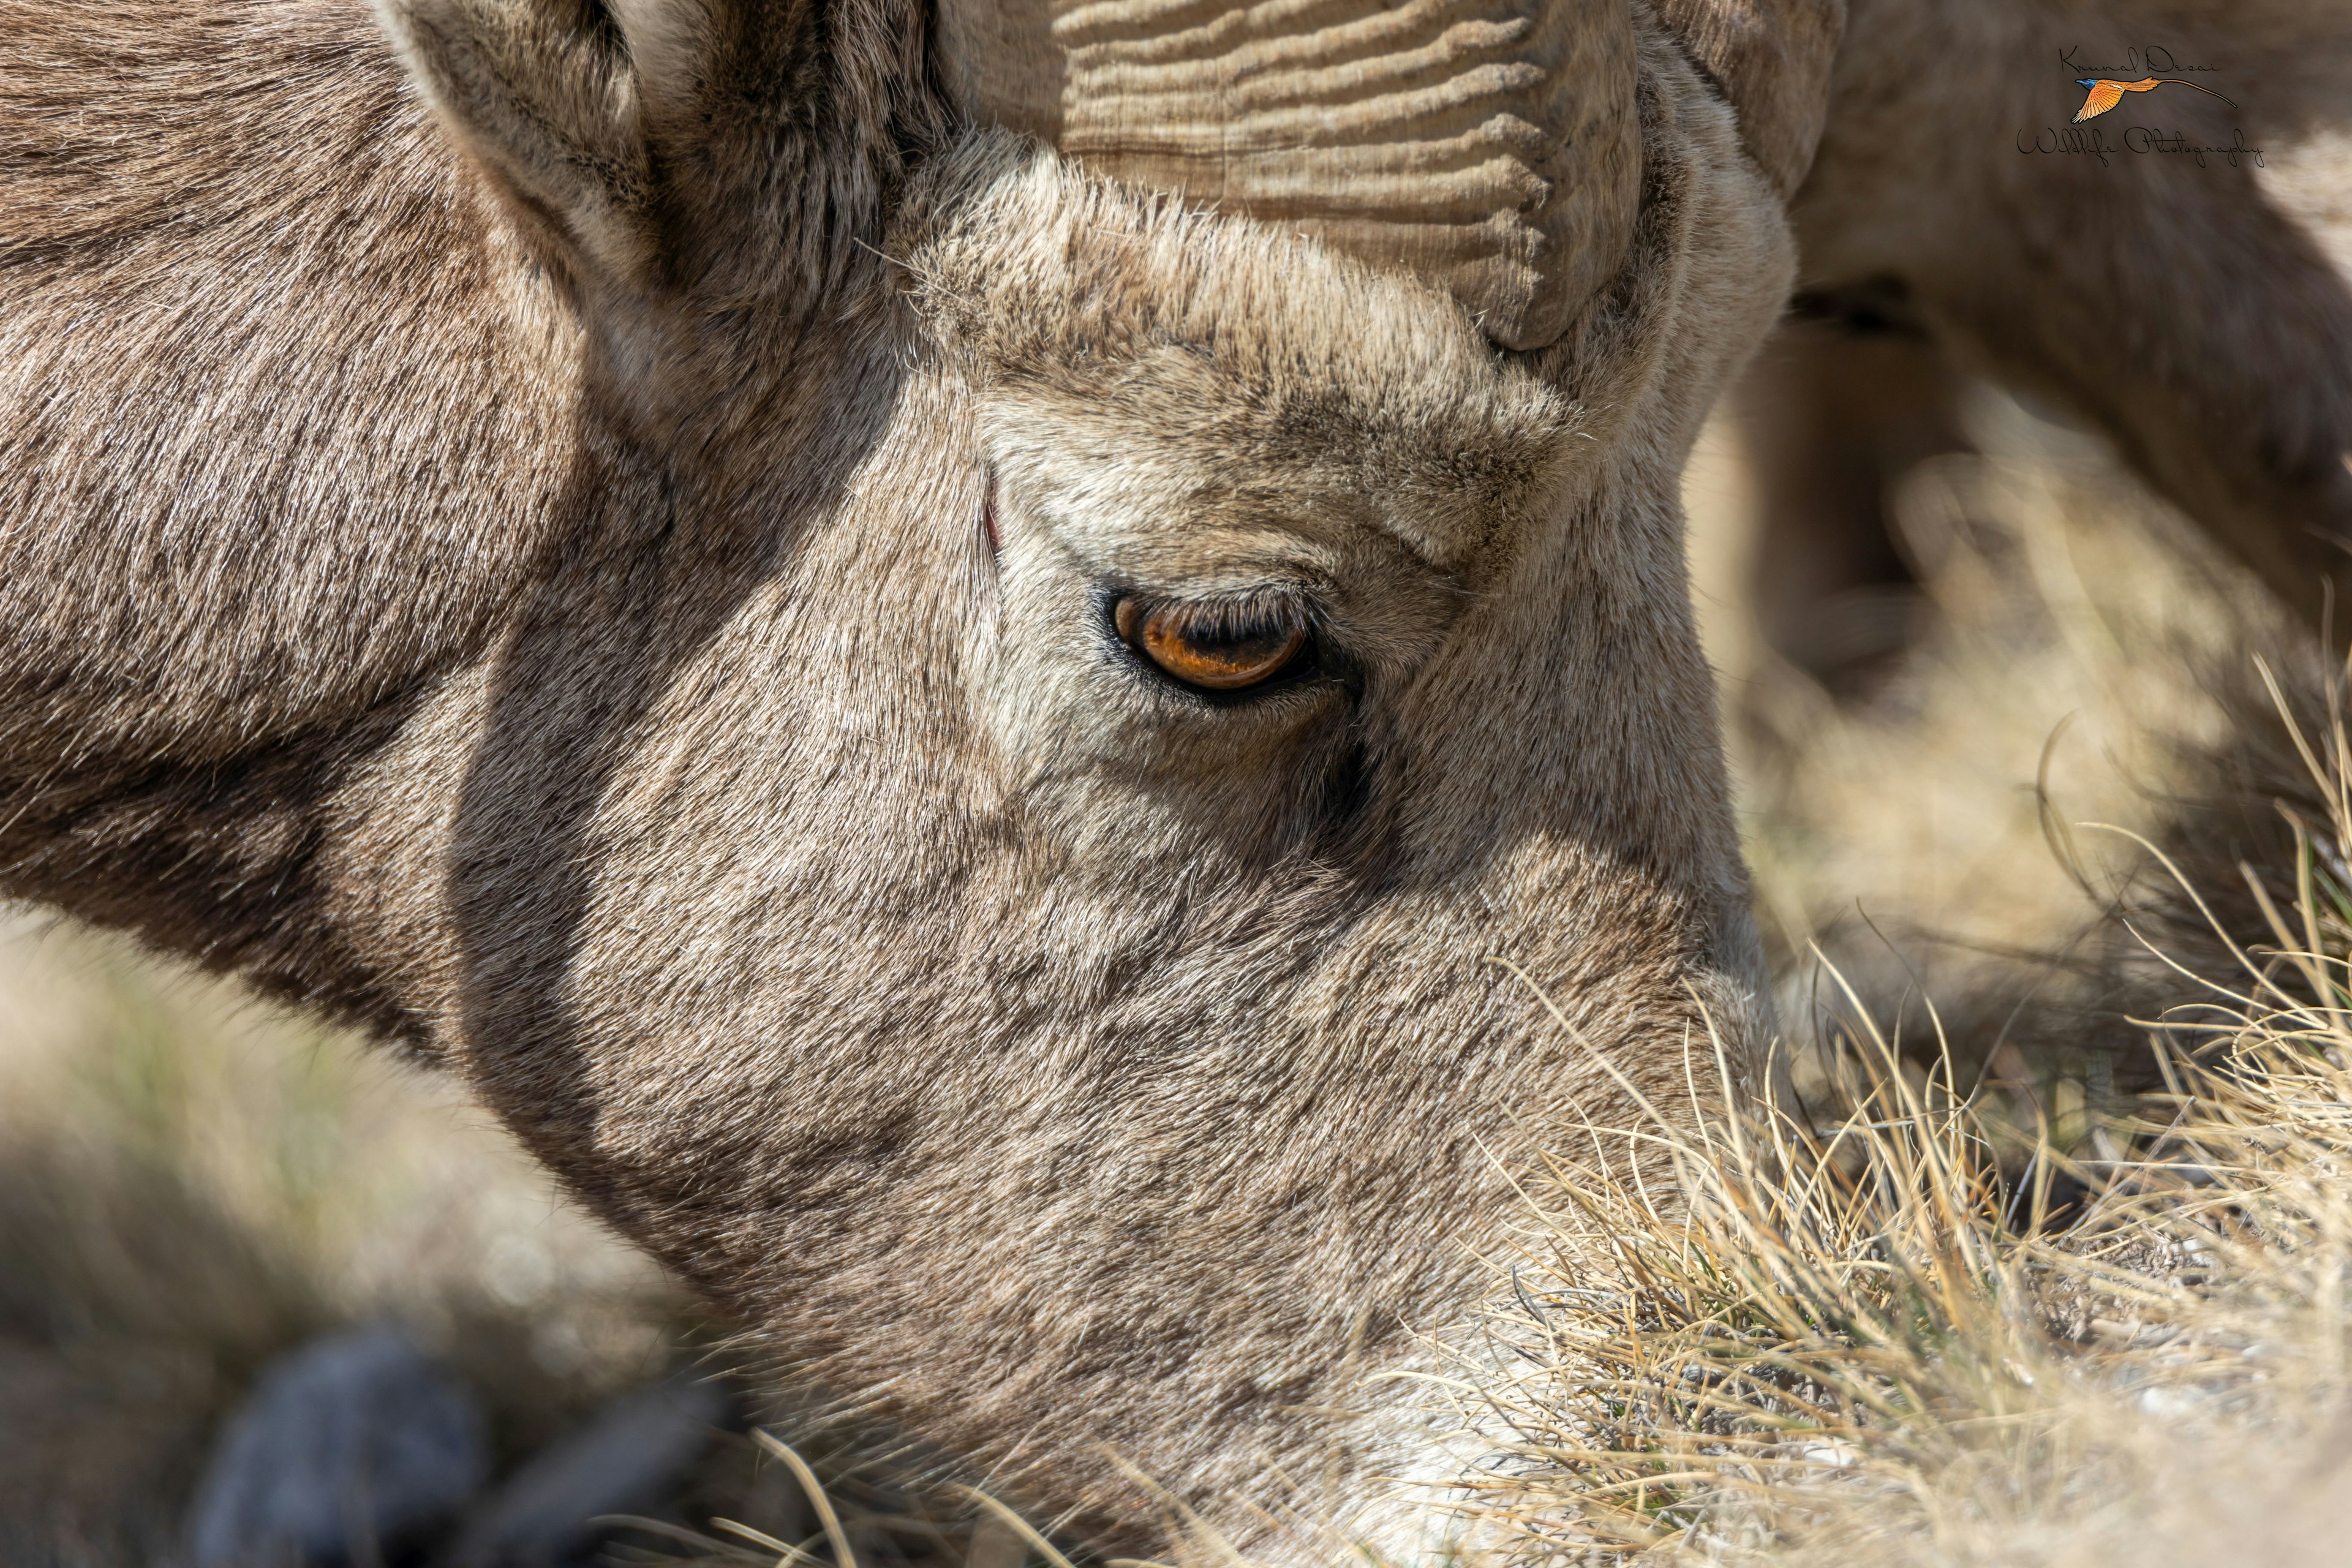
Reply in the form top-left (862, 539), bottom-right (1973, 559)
top-left (2071, 76), bottom-right (2238, 123)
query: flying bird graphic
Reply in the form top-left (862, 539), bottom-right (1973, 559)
top-left (2073, 77), bottom-right (2239, 123)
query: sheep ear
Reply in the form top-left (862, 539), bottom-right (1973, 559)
top-left (374, 0), bottom-right (662, 280)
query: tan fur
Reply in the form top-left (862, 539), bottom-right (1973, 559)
top-left (0, 1), bottom-right (1795, 1556)
top-left (13, 0), bottom-right (2349, 1556)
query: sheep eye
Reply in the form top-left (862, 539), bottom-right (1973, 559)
top-left (1114, 595), bottom-right (1309, 692)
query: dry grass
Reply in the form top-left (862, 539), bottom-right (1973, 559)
top-left (1396, 391), bottom-right (2352, 1566)
top-left (1427, 865), bottom-right (2352, 1566)
top-left (4, 384), bottom-right (2348, 1565)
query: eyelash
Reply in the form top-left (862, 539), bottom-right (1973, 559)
top-left (1106, 589), bottom-right (1319, 696)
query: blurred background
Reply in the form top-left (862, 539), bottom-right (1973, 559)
top-left (0, 329), bottom-right (2285, 1563)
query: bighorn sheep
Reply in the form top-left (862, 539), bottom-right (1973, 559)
top-left (3, 0), bottom-right (2345, 1558)
top-left (1752, 1), bottom-right (2352, 683)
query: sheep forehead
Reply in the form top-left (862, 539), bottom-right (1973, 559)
top-left (900, 138), bottom-right (1578, 569)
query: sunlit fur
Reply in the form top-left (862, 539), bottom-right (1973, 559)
top-left (0, 1), bottom-right (1793, 1556)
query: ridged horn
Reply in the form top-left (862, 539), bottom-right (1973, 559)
top-left (933, 0), bottom-right (1643, 352)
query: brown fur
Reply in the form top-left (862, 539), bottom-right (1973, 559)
top-left (1785, 0), bottom-right (2352, 638)
top-left (0, 1), bottom-right (1793, 1556)
top-left (12, 0), bottom-right (2352, 1555)
top-left (1656, 0), bottom-right (1847, 196)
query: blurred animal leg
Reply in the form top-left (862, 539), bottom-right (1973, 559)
top-left (1733, 287), bottom-right (1972, 691)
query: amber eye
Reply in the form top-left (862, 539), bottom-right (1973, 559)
top-left (1114, 596), bottom-right (1310, 692)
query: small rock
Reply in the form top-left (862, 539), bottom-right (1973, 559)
top-left (2139, 1385), bottom-right (2202, 1418)
top-left (187, 1324), bottom-right (489, 1567)
top-left (1790, 1438), bottom-right (1860, 1470)
top-left (445, 1371), bottom-right (734, 1567)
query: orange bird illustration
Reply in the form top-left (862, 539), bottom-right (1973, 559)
top-left (2073, 76), bottom-right (2238, 123)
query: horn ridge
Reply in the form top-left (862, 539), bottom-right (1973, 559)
top-left (1086, 39), bottom-right (1550, 118)
top-left (937, 0), bottom-right (1643, 350)
top-left (1069, 75), bottom-right (1559, 154)
top-left (1055, 0), bottom-right (1509, 67)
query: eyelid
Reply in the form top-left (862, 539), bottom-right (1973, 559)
top-left (1112, 589), bottom-right (1314, 693)
top-left (1114, 582), bottom-right (1319, 628)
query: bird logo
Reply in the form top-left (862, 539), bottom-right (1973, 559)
top-left (2072, 77), bottom-right (2238, 123)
